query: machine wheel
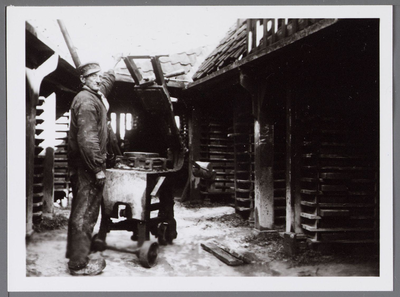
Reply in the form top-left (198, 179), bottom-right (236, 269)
top-left (139, 241), bottom-right (159, 268)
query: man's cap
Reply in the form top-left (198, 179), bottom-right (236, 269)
top-left (78, 62), bottom-right (101, 77)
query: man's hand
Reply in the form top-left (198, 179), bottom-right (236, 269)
top-left (95, 170), bottom-right (106, 188)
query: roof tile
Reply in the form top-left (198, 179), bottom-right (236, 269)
top-left (192, 20), bottom-right (247, 81)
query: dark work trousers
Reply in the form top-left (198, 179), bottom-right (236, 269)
top-left (66, 166), bottom-right (104, 270)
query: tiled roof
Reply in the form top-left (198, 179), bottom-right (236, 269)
top-left (192, 20), bottom-right (247, 81)
top-left (116, 46), bottom-right (214, 83)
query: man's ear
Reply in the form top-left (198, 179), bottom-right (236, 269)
top-left (80, 75), bottom-right (85, 84)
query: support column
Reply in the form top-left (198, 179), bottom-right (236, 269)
top-left (26, 91), bottom-right (36, 236)
top-left (240, 72), bottom-right (274, 230)
top-left (286, 88), bottom-right (293, 233)
top-left (254, 117), bottom-right (274, 230)
top-left (42, 147), bottom-right (54, 214)
top-left (188, 104), bottom-right (202, 201)
top-left (285, 86), bottom-right (302, 233)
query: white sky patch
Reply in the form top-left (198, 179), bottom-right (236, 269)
top-left (27, 7), bottom-right (239, 68)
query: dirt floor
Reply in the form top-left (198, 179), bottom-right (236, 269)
top-left (26, 199), bottom-right (379, 277)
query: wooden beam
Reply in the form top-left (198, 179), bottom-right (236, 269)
top-left (240, 70), bottom-right (274, 230)
top-left (42, 147), bottom-right (54, 214)
top-left (201, 242), bottom-right (244, 266)
top-left (285, 87), bottom-right (293, 233)
top-left (188, 105), bottom-right (202, 201)
top-left (26, 91), bottom-right (36, 236)
top-left (123, 57), bottom-right (144, 85)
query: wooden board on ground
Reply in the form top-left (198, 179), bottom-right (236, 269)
top-left (201, 242), bottom-right (244, 266)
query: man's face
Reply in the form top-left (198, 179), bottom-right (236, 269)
top-left (81, 72), bottom-right (102, 92)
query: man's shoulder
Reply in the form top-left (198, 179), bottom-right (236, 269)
top-left (72, 90), bottom-right (98, 108)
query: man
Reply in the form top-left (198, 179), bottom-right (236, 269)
top-left (66, 61), bottom-right (116, 276)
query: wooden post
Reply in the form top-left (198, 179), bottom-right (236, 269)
top-left (262, 19), bottom-right (268, 47)
top-left (253, 104), bottom-right (275, 230)
top-left (293, 113), bottom-right (303, 234)
top-left (246, 19), bottom-right (251, 54)
top-left (42, 147), bottom-right (54, 214)
top-left (26, 92), bottom-right (36, 236)
top-left (188, 104), bottom-right (202, 201)
top-left (57, 20), bottom-right (81, 68)
top-left (116, 112), bottom-right (121, 142)
top-left (285, 81), bottom-right (303, 234)
top-left (240, 72), bottom-right (274, 230)
top-left (286, 87), bottom-right (293, 233)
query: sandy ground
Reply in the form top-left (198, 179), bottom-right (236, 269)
top-left (26, 200), bottom-right (379, 277)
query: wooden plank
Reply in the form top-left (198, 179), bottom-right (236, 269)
top-left (150, 176), bottom-right (166, 197)
top-left (201, 242), bottom-right (244, 266)
top-left (123, 57), bottom-right (144, 85)
top-left (200, 191), bottom-right (234, 195)
top-left (301, 201), bottom-right (375, 208)
top-left (236, 206), bottom-right (251, 212)
top-left (236, 197), bottom-right (251, 202)
top-left (302, 224), bottom-right (375, 232)
top-left (213, 241), bottom-right (255, 264)
top-left (319, 209), bottom-right (350, 217)
top-left (308, 238), bottom-right (376, 244)
top-left (200, 151), bottom-right (234, 155)
top-left (300, 212), bottom-right (321, 220)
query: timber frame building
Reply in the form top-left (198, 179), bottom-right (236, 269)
top-left (26, 18), bottom-right (379, 249)
top-left (184, 18), bottom-right (379, 246)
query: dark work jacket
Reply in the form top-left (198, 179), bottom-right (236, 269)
top-left (68, 71), bottom-right (115, 174)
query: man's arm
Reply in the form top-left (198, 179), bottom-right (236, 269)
top-left (100, 70), bottom-right (115, 98)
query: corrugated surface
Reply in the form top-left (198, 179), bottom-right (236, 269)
top-left (192, 20), bottom-right (247, 81)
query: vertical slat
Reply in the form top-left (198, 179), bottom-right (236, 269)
top-left (271, 19), bottom-right (276, 44)
top-left (263, 19), bottom-right (268, 48)
top-left (151, 56), bottom-right (165, 85)
top-left (282, 19), bottom-right (287, 38)
top-left (291, 19), bottom-right (298, 35)
top-left (116, 112), bottom-right (121, 141)
top-left (246, 19), bottom-right (251, 54)
top-left (251, 20), bottom-right (257, 51)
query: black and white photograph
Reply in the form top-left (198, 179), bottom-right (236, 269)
top-left (7, 5), bottom-right (393, 292)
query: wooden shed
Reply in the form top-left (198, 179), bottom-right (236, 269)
top-left (183, 18), bottom-right (379, 247)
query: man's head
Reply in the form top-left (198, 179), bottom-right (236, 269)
top-left (78, 62), bottom-right (102, 92)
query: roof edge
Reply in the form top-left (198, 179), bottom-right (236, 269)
top-left (186, 18), bottom-right (339, 91)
